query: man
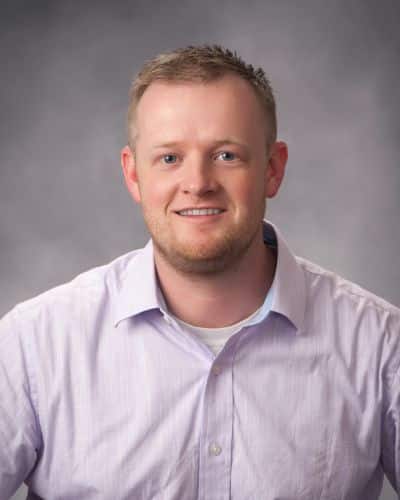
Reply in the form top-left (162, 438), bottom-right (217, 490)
top-left (0, 45), bottom-right (399, 500)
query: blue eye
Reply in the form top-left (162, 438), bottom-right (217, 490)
top-left (217, 151), bottom-right (236, 161)
top-left (162, 154), bottom-right (177, 164)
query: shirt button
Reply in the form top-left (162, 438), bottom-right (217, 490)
top-left (212, 365), bottom-right (221, 375)
top-left (209, 443), bottom-right (222, 456)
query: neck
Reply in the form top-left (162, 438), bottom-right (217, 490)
top-left (154, 234), bottom-right (276, 328)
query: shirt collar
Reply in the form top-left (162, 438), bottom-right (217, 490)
top-left (113, 220), bottom-right (306, 334)
top-left (113, 239), bottom-right (166, 326)
top-left (264, 221), bottom-right (306, 334)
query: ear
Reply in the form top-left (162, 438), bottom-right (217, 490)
top-left (265, 141), bottom-right (288, 198)
top-left (121, 145), bottom-right (141, 203)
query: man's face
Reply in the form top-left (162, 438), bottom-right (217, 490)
top-left (122, 74), bottom-right (287, 274)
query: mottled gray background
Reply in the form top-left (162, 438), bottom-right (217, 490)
top-left (1, 0), bottom-right (399, 499)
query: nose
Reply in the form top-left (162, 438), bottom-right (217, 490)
top-left (180, 155), bottom-right (218, 197)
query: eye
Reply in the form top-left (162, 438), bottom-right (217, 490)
top-left (162, 154), bottom-right (178, 164)
top-left (216, 151), bottom-right (237, 161)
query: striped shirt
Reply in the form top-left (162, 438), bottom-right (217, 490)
top-left (1, 221), bottom-right (399, 500)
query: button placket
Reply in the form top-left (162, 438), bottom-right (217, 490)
top-left (198, 354), bottom-right (233, 500)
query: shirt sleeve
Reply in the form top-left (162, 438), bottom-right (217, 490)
top-left (380, 312), bottom-right (400, 496)
top-left (0, 308), bottom-right (41, 499)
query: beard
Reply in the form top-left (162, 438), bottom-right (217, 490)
top-left (154, 224), bottom-right (260, 274)
top-left (142, 202), bottom-right (266, 275)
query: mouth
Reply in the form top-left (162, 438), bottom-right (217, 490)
top-left (175, 208), bottom-right (226, 216)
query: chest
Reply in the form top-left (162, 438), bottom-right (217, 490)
top-left (29, 325), bottom-right (383, 500)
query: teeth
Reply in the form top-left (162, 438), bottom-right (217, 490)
top-left (178, 208), bottom-right (223, 216)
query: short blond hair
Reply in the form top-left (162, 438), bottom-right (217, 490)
top-left (127, 45), bottom-right (277, 148)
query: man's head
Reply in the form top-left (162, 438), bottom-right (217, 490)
top-left (121, 45), bottom-right (287, 275)
top-left (127, 45), bottom-right (277, 150)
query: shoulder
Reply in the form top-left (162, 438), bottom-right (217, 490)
top-left (295, 256), bottom-right (400, 384)
top-left (296, 256), bottom-right (400, 354)
top-left (297, 256), bottom-right (399, 317)
top-left (2, 248), bottom-right (143, 331)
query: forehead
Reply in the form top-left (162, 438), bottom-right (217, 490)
top-left (134, 75), bottom-right (267, 145)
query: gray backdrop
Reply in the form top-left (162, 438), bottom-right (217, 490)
top-left (1, 1), bottom-right (399, 499)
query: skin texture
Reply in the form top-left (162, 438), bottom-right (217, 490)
top-left (121, 75), bottom-right (288, 327)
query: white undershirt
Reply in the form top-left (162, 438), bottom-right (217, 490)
top-left (171, 306), bottom-right (262, 355)
top-left (170, 282), bottom-right (275, 355)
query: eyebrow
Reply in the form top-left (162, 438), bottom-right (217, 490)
top-left (151, 139), bottom-right (249, 151)
top-left (151, 141), bottom-right (181, 151)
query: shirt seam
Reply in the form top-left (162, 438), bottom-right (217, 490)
top-left (13, 268), bottom-right (111, 320)
top-left (299, 262), bottom-right (398, 316)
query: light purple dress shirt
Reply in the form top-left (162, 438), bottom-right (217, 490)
top-left (1, 221), bottom-right (400, 500)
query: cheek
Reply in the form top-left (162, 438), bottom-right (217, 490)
top-left (140, 176), bottom-right (176, 208)
top-left (232, 174), bottom-right (266, 206)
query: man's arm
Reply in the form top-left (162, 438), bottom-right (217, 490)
top-left (0, 309), bottom-right (41, 499)
top-left (380, 312), bottom-right (400, 496)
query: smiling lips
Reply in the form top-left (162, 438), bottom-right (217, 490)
top-left (176, 208), bottom-right (225, 216)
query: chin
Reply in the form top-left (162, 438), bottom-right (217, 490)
top-left (162, 251), bottom-right (236, 275)
top-left (155, 236), bottom-right (253, 275)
